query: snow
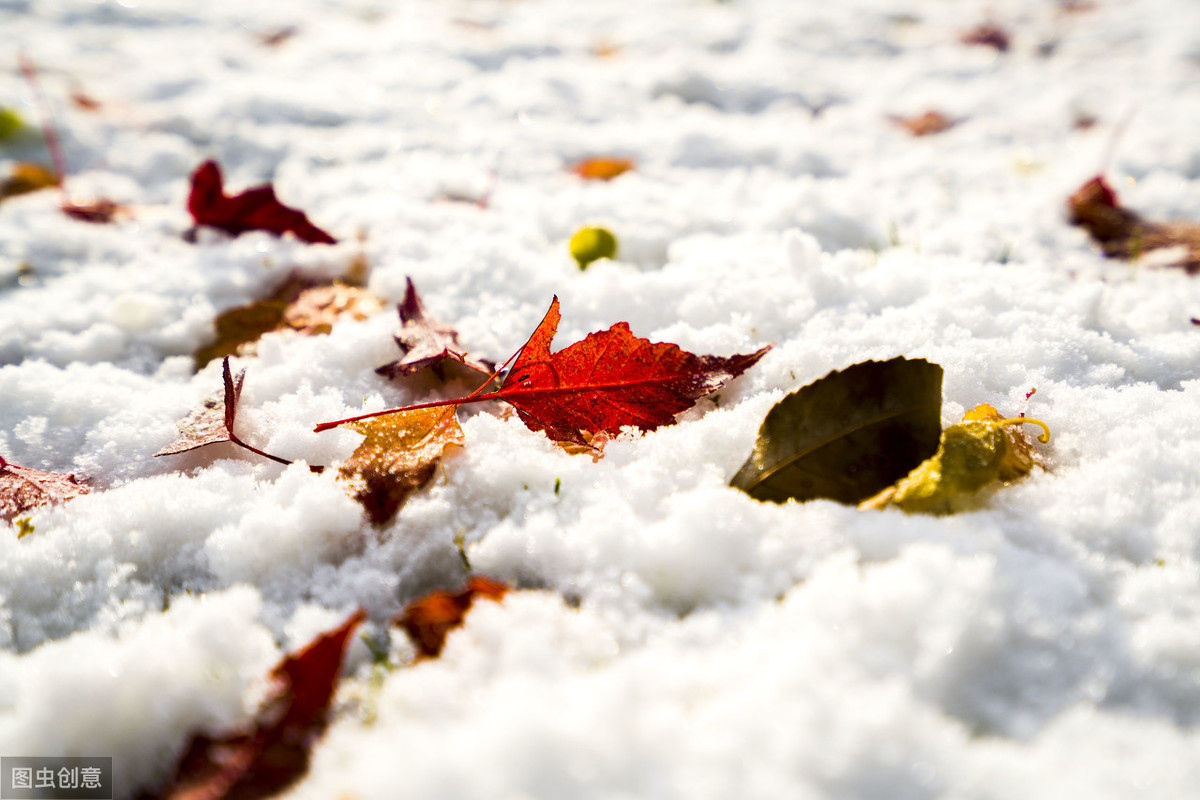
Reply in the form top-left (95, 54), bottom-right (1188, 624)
top-left (3, 0), bottom-right (1200, 797)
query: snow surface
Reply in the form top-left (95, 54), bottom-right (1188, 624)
top-left (3, 0), bottom-right (1200, 797)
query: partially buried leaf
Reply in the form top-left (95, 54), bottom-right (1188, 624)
top-left (154, 358), bottom-right (246, 457)
top-left (338, 407), bottom-right (465, 525)
top-left (187, 159), bottom-right (337, 244)
top-left (569, 156), bottom-right (635, 181)
top-left (730, 358), bottom-right (944, 505)
top-left (195, 276), bottom-right (382, 369)
top-left (316, 297), bottom-right (771, 449)
top-left (395, 577), bottom-right (508, 660)
top-left (375, 277), bottom-right (496, 381)
top-left (858, 403), bottom-right (1050, 514)
top-left (1068, 175), bottom-right (1200, 274)
top-left (155, 357), bottom-right (299, 469)
top-left (152, 609), bottom-right (365, 800)
top-left (0, 455), bottom-right (90, 523)
top-left (0, 162), bottom-right (57, 202)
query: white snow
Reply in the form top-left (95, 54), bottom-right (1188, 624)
top-left (3, 0), bottom-right (1200, 797)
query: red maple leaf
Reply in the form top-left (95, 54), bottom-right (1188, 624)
top-left (0, 455), bottom-right (90, 522)
top-left (316, 297), bottom-right (771, 446)
top-left (395, 577), bottom-right (508, 660)
top-left (187, 160), bottom-right (336, 244)
top-left (375, 278), bottom-right (496, 381)
top-left (151, 609), bottom-right (365, 800)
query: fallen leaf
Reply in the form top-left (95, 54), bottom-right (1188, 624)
top-left (858, 403), bottom-right (1050, 514)
top-left (1068, 175), bottom-right (1200, 273)
top-left (338, 407), bottom-right (465, 525)
top-left (890, 110), bottom-right (958, 137)
top-left (187, 160), bottom-right (337, 244)
top-left (0, 162), bottom-right (58, 202)
top-left (730, 358), bottom-right (944, 505)
top-left (0, 455), bottom-right (90, 523)
top-left (195, 276), bottom-right (382, 368)
top-left (155, 357), bottom-right (297, 469)
top-left (317, 298), bottom-right (771, 447)
top-left (569, 156), bottom-right (635, 181)
top-left (375, 278), bottom-right (496, 382)
top-left (258, 26), bottom-right (298, 47)
top-left (61, 197), bottom-right (126, 224)
top-left (69, 90), bottom-right (102, 111)
top-left (152, 609), bottom-right (365, 800)
top-left (395, 577), bottom-right (508, 659)
top-left (961, 22), bottom-right (1010, 52)
top-left (280, 282), bottom-right (385, 335)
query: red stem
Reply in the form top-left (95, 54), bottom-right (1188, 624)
top-left (312, 391), bottom-right (504, 432)
top-left (17, 52), bottom-right (69, 188)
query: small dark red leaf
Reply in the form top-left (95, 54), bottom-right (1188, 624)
top-left (395, 577), bottom-right (508, 659)
top-left (961, 23), bottom-right (1011, 52)
top-left (375, 278), bottom-right (496, 381)
top-left (187, 160), bottom-right (336, 244)
top-left (153, 609), bottom-right (366, 800)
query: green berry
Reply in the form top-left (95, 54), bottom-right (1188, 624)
top-left (570, 226), bottom-right (618, 270)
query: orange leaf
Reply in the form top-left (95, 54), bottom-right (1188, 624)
top-left (569, 157), bottom-right (635, 181)
top-left (395, 577), bottom-right (508, 659)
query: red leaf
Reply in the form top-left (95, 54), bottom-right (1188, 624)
top-left (316, 298), bottom-right (771, 446)
top-left (187, 160), bottom-right (336, 244)
top-left (153, 609), bottom-right (365, 800)
top-left (395, 577), bottom-right (508, 659)
top-left (0, 455), bottom-right (90, 523)
top-left (375, 278), bottom-right (496, 381)
top-left (890, 110), bottom-right (959, 137)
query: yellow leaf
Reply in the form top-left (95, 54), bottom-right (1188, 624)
top-left (859, 404), bottom-right (1049, 514)
top-left (338, 408), bottom-right (464, 525)
top-left (1, 162), bottom-right (58, 202)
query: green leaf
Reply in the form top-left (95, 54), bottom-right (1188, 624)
top-left (730, 357), bottom-right (943, 505)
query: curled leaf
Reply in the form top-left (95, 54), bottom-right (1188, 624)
top-left (375, 278), bottom-right (496, 381)
top-left (338, 408), bottom-right (465, 525)
top-left (1068, 175), bottom-right (1200, 274)
top-left (730, 358), bottom-right (944, 505)
top-left (395, 577), bottom-right (509, 660)
top-left (859, 404), bottom-right (1050, 514)
top-left (155, 357), bottom-right (298, 469)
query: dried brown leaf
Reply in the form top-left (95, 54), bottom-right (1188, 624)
top-left (375, 278), bottom-right (496, 381)
top-left (338, 407), bottom-right (465, 525)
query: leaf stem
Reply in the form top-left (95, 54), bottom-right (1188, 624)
top-left (999, 417), bottom-right (1051, 443)
top-left (17, 52), bottom-right (68, 188)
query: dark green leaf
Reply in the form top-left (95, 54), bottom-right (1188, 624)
top-left (730, 357), bottom-right (943, 505)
